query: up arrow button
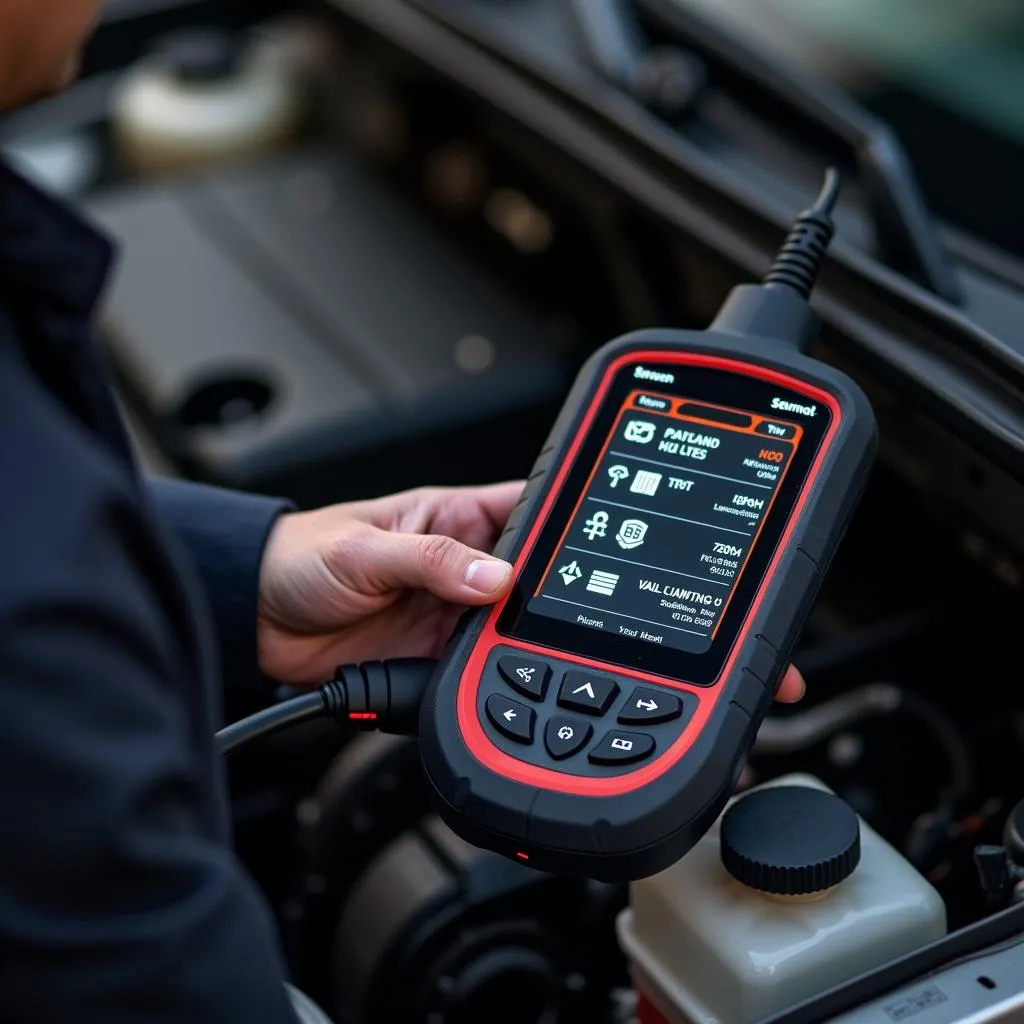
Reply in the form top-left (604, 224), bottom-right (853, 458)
top-left (618, 687), bottom-right (684, 725)
top-left (557, 672), bottom-right (619, 716)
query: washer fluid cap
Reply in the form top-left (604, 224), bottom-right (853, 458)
top-left (720, 785), bottom-right (861, 896)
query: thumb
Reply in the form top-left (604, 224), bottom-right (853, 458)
top-left (359, 528), bottom-right (514, 604)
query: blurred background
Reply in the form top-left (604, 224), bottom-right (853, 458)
top-left (2, 0), bottom-right (1021, 512)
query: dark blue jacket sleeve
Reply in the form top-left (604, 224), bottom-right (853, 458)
top-left (0, 360), bottom-right (299, 1022)
top-left (147, 478), bottom-right (293, 693)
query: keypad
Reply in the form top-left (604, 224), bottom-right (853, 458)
top-left (479, 646), bottom-right (697, 776)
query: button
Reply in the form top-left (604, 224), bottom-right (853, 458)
top-left (498, 655), bottom-right (551, 700)
top-left (757, 549), bottom-right (818, 651)
top-left (617, 687), bottom-right (683, 725)
top-left (558, 671), bottom-right (619, 716)
top-left (748, 635), bottom-right (780, 689)
top-left (486, 694), bottom-right (536, 744)
top-left (732, 669), bottom-right (767, 717)
top-left (544, 716), bottom-right (593, 760)
top-left (755, 420), bottom-right (797, 440)
top-left (633, 393), bottom-right (672, 412)
top-left (678, 401), bottom-right (752, 429)
top-left (589, 731), bottom-right (656, 766)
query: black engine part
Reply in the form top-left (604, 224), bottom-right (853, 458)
top-left (289, 734), bottom-right (627, 1024)
top-left (327, 816), bottom-right (625, 1024)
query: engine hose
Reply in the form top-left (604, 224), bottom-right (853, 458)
top-left (753, 683), bottom-right (903, 754)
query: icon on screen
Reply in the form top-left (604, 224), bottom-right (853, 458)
top-left (582, 511), bottom-right (609, 540)
top-left (558, 560), bottom-right (583, 585)
top-left (608, 465), bottom-right (630, 488)
top-left (616, 519), bottom-right (648, 550)
top-left (586, 570), bottom-right (619, 596)
top-left (629, 470), bottom-right (662, 496)
top-left (624, 420), bottom-right (656, 444)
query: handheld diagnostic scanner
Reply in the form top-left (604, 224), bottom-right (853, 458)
top-left (420, 171), bottom-right (878, 881)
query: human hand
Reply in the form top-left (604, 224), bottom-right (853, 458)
top-left (257, 483), bottom-right (521, 684)
top-left (256, 481), bottom-right (808, 702)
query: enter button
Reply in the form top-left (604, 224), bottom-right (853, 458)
top-left (617, 687), bottom-right (683, 725)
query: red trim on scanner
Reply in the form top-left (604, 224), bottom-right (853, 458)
top-left (457, 351), bottom-right (842, 797)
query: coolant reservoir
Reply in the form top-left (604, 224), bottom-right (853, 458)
top-left (617, 774), bottom-right (947, 1024)
top-left (111, 28), bottom-right (306, 177)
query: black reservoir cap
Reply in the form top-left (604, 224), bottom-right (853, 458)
top-left (720, 785), bottom-right (861, 896)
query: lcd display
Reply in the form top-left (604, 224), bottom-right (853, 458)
top-left (498, 359), bottom-right (832, 685)
top-left (527, 390), bottom-right (803, 654)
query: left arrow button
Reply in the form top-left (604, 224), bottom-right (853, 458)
top-left (486, 693), bottom-right (536, 744)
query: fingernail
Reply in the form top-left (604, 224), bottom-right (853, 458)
top-left (465, 559), bottom-right (512, 594)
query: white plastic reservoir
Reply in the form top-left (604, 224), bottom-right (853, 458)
top-left (111, 28), bottom-right (306, 177)
top-left (617, 774), bottom-right (947, 1024)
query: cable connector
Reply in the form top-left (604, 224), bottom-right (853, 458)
top-left (323, 658), bottom-right (436, 737)
top-left (710, 168), bottom-right (842, 352)
top-left (217, 658), bottom-right (437, 756)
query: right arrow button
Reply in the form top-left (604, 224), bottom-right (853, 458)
top-left (617, 687), bottom-right (684, 725)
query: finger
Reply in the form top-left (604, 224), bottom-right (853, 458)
top-left (368, 482), bottom-right (526, 538)
top-left (460, 481), bottom-right (528, 552)
top-left (417, 481), bottom-right (526, 540)
top-left (470, 480), bottom-right (527, 534)
top-left (347, 526), bottom-right (515, 605)
top-left (775, 665), bottom-right (806, 703)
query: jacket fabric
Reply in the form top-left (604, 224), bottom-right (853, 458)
top-left (0, 159), bottom-right (300, 1022)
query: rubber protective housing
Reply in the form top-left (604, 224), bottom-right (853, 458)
top-left (420, 328), bottom-right (877, 881)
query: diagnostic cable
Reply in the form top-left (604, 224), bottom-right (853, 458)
top-left (216, 659), bottom-right (436, 755)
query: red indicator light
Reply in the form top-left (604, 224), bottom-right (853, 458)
top-left (516, 851), bottom-right (530, 860)
top-left (349, 712), bottom-right (378, 721)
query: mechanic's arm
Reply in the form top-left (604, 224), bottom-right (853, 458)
top-left (0, 381), bottom-right (300, 1023)
top-left (146, 478), bottom-right (293, 692)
